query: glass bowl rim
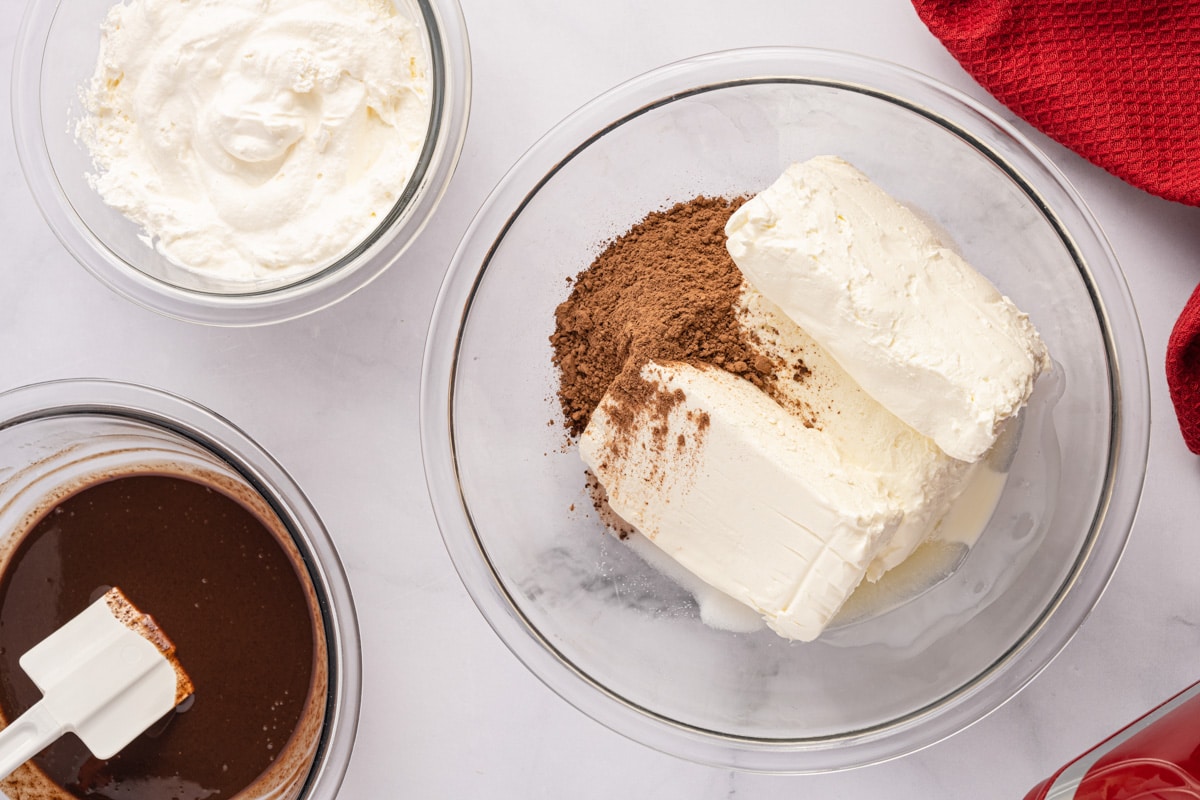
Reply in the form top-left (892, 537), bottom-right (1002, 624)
top-left (0, 378), bottom-right (363, 796)
top-left (419, 46), bottom-right (1150, 773)
top-left (10, 0), bottom-right (472, 327)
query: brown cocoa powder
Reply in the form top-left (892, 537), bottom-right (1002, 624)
top-left (549, 196), bottom-right (778, 438)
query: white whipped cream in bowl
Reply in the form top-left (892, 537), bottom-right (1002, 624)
top-left (14, 0), bottom-right (470, 324)
top-left (421, 49), bottom-right (1149, 772)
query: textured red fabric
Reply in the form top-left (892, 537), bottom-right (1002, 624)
top-left (913, 0), bottom-right (1200, 452)
top-left (912, 0), bottom-right (1200, 206)
top-left (1168, 283), bottom-right (1200, 453)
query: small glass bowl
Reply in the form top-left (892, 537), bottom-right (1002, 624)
top-left (11, 0), bottom-right (470, 326)
top-left (421, 49), bottom-right (1149, 772)
top-left (0, 379), bottom-right (361, 797)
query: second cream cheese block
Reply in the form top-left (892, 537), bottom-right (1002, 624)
top-left (579, 359), bottom-right (905, 642)
top-left (725, 156), bottom-right (1051, 462)
top-left (737, 286), bottom-right (977, 581)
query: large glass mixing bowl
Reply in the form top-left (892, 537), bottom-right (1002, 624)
top-left (420, 49), bottom-right (1149, 772)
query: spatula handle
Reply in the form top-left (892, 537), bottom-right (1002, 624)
top-left (0, 700), bottom-right (65, 781)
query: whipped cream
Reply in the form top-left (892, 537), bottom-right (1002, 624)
top-left (78, 0), bottom-right (431, 286)
top-left (725, 156), bottom-right (1051, 462)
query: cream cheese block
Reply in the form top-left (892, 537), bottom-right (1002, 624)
top-left (579, 360), bottom-right (906, 642)
top-left (725, 155), bottom-right (1051, 462)
top-left (737, 286), bottom-right (976, 581)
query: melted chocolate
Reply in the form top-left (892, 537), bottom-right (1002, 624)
top-left (0, 474), bottom-right (317, 799)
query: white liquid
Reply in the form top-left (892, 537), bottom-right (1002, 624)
top-left (621, 530), bottom-right (765, 633)
top-left (832, 462), bottom-right (1008, 627)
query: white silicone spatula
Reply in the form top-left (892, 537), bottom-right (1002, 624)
top-left (0, 587), bottom-right (193, 779)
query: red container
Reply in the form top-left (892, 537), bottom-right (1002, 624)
top-left (1024, 681), bottom-right (1200, 799)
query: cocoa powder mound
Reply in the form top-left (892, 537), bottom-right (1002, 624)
top-left (549, 196), bottom-right (776, 437)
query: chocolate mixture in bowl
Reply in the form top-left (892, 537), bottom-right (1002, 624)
top-left (0, 470), bottom-right (324, 800)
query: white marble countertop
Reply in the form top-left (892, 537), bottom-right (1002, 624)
top-left (3, 1), bottom-right (1199, 797)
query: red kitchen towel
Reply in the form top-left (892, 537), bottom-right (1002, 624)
top-left (912, 0), bottom-right (1200, 452)
top-left (1169, 284), bottom-right (1200, 453)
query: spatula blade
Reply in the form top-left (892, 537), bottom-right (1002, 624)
top-left (18, 588), bottom-right (191, 759)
